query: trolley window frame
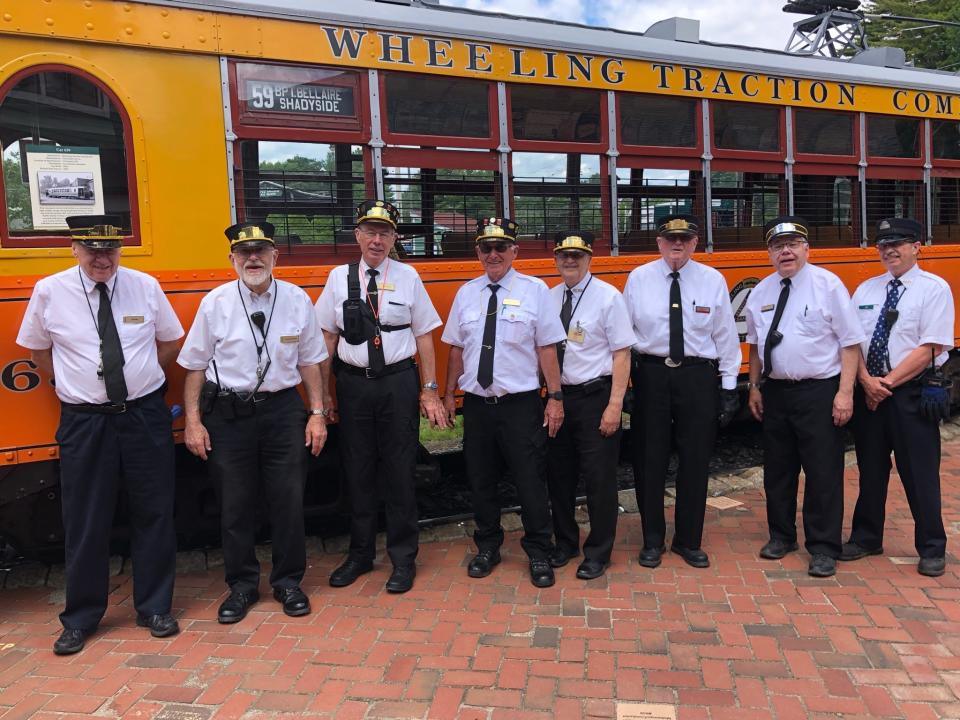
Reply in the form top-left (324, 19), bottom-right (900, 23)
top-left (615, 93), bottom-right (703, 158)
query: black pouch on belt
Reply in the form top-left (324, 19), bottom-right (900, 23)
top-left (342, 261), bottom-right (378, 345)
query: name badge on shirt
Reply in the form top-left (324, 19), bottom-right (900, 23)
top-left (280, 335), bottom-right (300, 344)
top-left (379, 282), bottom-right (395, 292)
top-left (695, 306), bottom-right (710, 314)
top-left (503, 298), bottom-right (521, 306)
top-left (567, 325), bottom-right (585, 344)
top-left (761, 304), bottom-right (775, 312)
top-left (122, 315), bottom-right (145, 324)
top-left (859, 304), bottom-right (875, 310)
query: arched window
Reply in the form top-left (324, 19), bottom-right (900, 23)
top-left (0, 67), bottom-right (137, 248)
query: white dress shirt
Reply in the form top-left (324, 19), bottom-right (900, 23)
top-left (622, 258), bottom-right (742, 390)
top-left (17, 266), bottom-right (184, 404)
top-left (745, 263), bottom-right (865, 380)
top-left (852, 264), bottom-right (954, 370)
top-left (442, 268), bottom-right (566, 397)
top-left (550, 272), bottom-right (635, 386)
top-left (315, 257), bottom-right (441, 367)
top-left (178, 278), bottom-right (327, 393)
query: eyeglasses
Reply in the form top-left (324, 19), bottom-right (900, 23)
top-left (479, 242), bottom-right (513, 254)
top-left (357, 228), bottom-right (396, 240)
top-left (233, 246), bottom-right (274, 257)
top-left (661, 235), bottom-right (696, 244)
top-left (769, 239), bottom-right (807, 254)
top-left (557, 250), bottom-right (587, 260)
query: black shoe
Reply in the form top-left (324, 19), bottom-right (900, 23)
top-left (808, 554), bottom-right (837, 577)
top-left (329, 558), bottom-right (374, 588)
top-left (759, 538), bottom-right (799, 560)
top-left (638, 544), bottom-right (666, 568)
top-left (217, 589), bottom-right (259, 624)
top-left (839, 541), bottom-right (883, 562)
top-left (576, 558), bottom-right (608, 580)
top-left (386, 565), bottom-right (416, 593)
top-left (529, 558), bottom-right (555, 588)
top-left (136, 613), bottom-right (180, 638)
top-left (671, 544), bottom-right (710, 568)
top-left (53, 627), bottom-right (90, 655)
top-left (548, 546), bottom-right (579, 568)
top-left (467, 549), bottom-right (501, 578)
top-left (918, 557), bottom-right (946, 577)
top-left (272, 586), bottom-right (311, 617)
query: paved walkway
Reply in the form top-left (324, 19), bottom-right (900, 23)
top-left (1, 430), bottom-right (959, 720)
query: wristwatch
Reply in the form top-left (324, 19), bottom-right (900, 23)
top-left (309, 408), bottom-right (331, 417)
top-left (422, 381), bottom-right (439, 391)
top-left (546, 390), bottom-right (564, 401)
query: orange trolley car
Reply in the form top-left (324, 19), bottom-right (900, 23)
top-left (1, 0), bottom-right (959, 558)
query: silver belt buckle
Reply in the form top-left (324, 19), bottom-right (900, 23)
top-left (664, 357), bottom-right (682, 368)
top-left (483, 395), bottom-right (500, 405)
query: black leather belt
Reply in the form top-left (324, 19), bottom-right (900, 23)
top-left (249, 387), bottom-right (297, 402)
top-left (62, 384), bottom-right (165, 415)
top-left (636, 354), bottom-right (717, 368)
top-left (338, 357), bottom-right (416, 379)
top-left (562, 376), bottom-right (612, 396)
top-left (466, 389), bottom-right (540, 405)
top-left (764, 374), bottom-right (839, 387)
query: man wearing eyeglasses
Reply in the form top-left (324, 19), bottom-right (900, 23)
top-left (179, 221), bottom-right (329, 622)
top-left (17, 215), bottom-right (184, 655)
top-left (316, 200), bottom-right (448, 594)
top-left (442, 218), bottom-right (566, 588)
top-left (841, 218), bottom-right (954, 577)
top-left (623, 214), bottom-right (741, 571)
top-left (546, 232), bottom-right (634, 579)
top-left (745, 215), bottom-right (864, 578)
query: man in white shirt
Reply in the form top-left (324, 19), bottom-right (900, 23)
top-left (623, 215), bottom-right (741, 570)
top-left (178, 221), bottom-right (328, 622)
top-left (745, 215), bottom-right (865, 578)
top-left (546, 231), bottom-right (634, 579)
top-left (315, 200), bottom-right (448, 594)
top-left (16, 215), bottom-right (184, 655)
top-left (842, 217), bottom-right (954, 577)
top-left (442, 218), bottom-right (566, 588)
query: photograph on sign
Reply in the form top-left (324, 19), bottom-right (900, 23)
top-left (25, 145), bottom-right (105, 230)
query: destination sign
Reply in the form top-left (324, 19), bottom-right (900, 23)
top-left (244, 80), bottom-right (355, 116)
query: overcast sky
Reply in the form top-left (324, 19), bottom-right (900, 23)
top-left (443, 0), bottom-right (801, 51)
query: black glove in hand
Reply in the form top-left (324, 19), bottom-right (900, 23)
top-left (717, 388), bottom-right (740, 428)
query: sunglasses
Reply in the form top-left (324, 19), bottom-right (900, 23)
top-left (557, 250), bottom-right (587, 260)
top-left (479, 241), bottom-right (514, 254)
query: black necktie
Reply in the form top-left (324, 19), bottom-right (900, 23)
top-left (668, 271), bottom-right (683, 363)
top-left (762, 278), bottom-right (792, 379)
top-left (95, 282), bottom-right (128, 403)
top-left (478, 283), bottom-right (499, 389)
top-left (558, 288), bottom-right (573, 372)
top-left (366, 268), bottom-right (385, 374)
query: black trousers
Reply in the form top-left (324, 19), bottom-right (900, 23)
top-left (463, 391), bottom-right (552, 559)
top-left (205, 387), bottom-right (308, 594)
top-left (56, 388), bottom-right (176, 631)
top-left (632, 360), bottom-right (717, 551)
top-left (336, 365), bottom-right (420, 567)
top-left (761, 377), bottom-right (844, 557)
top-left (547, 382), bottom-right (620, 563)
top-left (850, 384), bottom-right (946, 559)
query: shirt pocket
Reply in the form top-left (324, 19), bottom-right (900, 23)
top-left (458, 307), bottom-right (483, 345)
top-left (857, 305), bottom-right (881, 335)
top-left (117, 309), bottom-right (154, 345)
top-left (892, 306), bottom-right (921, 339)
top-left (501, 308), bottom-right (536, 346)
top-left (688, 306), bottom-right (713, 330)
top-left (381, 299), bottom-right (413, 327)
top-left (275, 327), bottom-right (303, 366)
top-left (795, 307), bottom-right (830, 338)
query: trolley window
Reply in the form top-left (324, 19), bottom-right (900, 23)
top-left (795, 109), bottom-right (854, 156)
top-left (384, 73), bottom-right (491, 139)
top-left (510, 86), bottom-right (601, 144)
top-left (713, 101), bottom-right (780, 153)
top-left (0, 69), bottom-right (136, 247)
top-left (619, 94), bottom-right (697, 148)
top-left (932, 120), bottom-right (960, 161)
top-left (867, 114), bottom-right (920, 159)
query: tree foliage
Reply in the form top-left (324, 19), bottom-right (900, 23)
top-left (862, 0), bottom-right (960, 70)
top-left (3, 152), bottom-right (33, 230)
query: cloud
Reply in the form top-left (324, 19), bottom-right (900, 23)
top-left (443, 0), bottom-right (800, 50)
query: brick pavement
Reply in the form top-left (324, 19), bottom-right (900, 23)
top-left (1, 432), bottom-right (959, 719)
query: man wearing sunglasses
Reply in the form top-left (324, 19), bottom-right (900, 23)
top-left (745, 215), bottom-right (864, 578)
top-left (316, 200), bottom-right (447, 594)
top-left (546, 232), bottom-right (634, 579)
top-left (179, 221), bottom-right (329, 622)
top-left (623, 214), bottom-right (741, 571)
top-left (842, 218), bottom-right (954, 577)
top-left (442, 218), bottom-right (566, 588)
